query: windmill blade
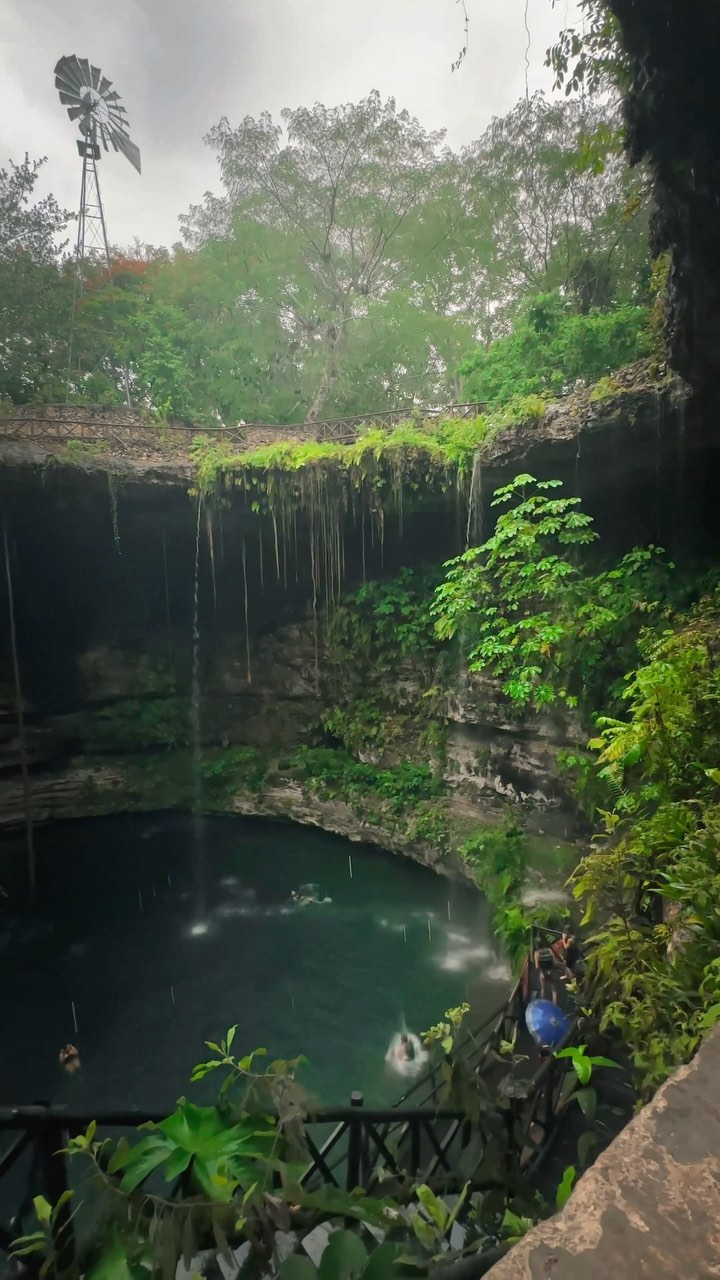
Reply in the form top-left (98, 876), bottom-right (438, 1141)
top-left (99, 75), bottom-right (112, 95)
top-left (111, 131), bottom-right (141, 174)
top-left (55, 56), bottom-right (86, 96)
top-left (67, 105), bottom-right (87, 122)
top-left (59, 91), bottom-right (85, 107)
top-left (78, 57), bottom-right (92, 85)
top-left (90, 64), bottom-right (102, 88)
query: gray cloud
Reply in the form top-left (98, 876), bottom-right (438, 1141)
top-left (0, 0), bottom-right (580, 248)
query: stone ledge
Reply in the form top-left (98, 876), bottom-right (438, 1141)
top-left (485, 1027), bottom-right (720, 1278)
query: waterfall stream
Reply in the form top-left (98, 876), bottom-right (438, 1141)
top-left (190, 498), bottom-right (206, 923)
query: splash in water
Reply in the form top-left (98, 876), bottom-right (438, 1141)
top-left (188, 920), bottom-right (210, 938)
top-left (385, 1032), bottom-right (427, 1078)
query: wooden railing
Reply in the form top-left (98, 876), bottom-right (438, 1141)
top-left (0, 402), bottom-right (486, 452)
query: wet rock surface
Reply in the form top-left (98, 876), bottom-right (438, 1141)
top-left (485, 1027), bottom-right (720, 1279)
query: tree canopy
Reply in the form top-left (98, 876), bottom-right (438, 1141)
top-left (0, 88), bottom-right (653, 421)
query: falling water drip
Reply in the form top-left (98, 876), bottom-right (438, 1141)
top-left (242, 537), bottom-right (252, 685)
top-left (71, 1001), bottom-right (78, 1035)
top-left (361, 510), bottom-right (366, 583)
top-left (206, 508), bottom-right (217, 609)
top-left (191, 497), bottom-right (206, 918)
top-left (402, 925), bottom-right (407, 944)
top-left (161, 529), bottom-right (174, 678)
top-left (3, 526), bottom-right (34, 889)
top-left (310, 501), bottom-right (319, 688)
top-left (427, 917), bottom-right (432, 941)
top-left (170, 985), bottom-right (175, 1005)
top-left (465, 453), bottom-right (483, 549)
top-left (271, 509), bottom-right (281, 579)
top-left (258, 526), bottom-right (264, 591)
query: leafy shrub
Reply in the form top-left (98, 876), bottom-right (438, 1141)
top-left (201, 746), bottom-right (268, 797)
top-left (94, 697), bottom-right (188, 751)
top-left (290, 746), bottom-right (442, 814)
top-left (433, 475), bottom-right (674, 713)
top-left (459, 292), bottom-right (651, 409)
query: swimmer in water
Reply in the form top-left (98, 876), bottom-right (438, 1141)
top-left (386, 1031), bottom-right (425, 1074)
top-left (291, 889), bottom-right (332, 906)
top-left (59, 1044), bottom-right (81, 1075)
top-left (400, 1033), bottom-right (416, 1063)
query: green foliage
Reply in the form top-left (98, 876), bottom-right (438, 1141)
top-left (458, 824), bottom-right (561, 967)
top-left (65, 439), bottom-right (109, 460)
top-left (546, 0), bottom-right (627, 97)
top-left (433, 476), bottom-right (597, 710)
top-left (555, 1165), bottom-right (576, 1210)
top-left (108, 1101), bottom-right (276, 1199)
top-left (201, 746), bottom-right (268, 798)
top-left (335, 569), bottom-right (443, 659)
top-left (460, 294), bottom-right (651, 410)
top-left (573, 589), bottom-right (720, 1094)
top-left (0, 156), bottom-right (74, 405)
top-left (2, 83), bottom-right (651, 426)
top-left (92, 698), bottom-right (188, 752)
top-left (434, 476), bottom-right (674, 713)
top-left (290, 746), bottom-right (442, 814)
top-left (190, 415), bottom-right (490, 497)
top-left (422, 1003), bottom-right (470, 1056)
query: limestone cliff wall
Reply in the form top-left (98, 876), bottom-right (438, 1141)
top-left (0, 617), bottom-right (582, 875)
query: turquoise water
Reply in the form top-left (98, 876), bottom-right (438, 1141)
top-left (0, 814), bottom-right (509, 1111)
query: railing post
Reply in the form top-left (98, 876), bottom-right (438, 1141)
top-left (37, 1117), bottom-right (74, 1273)
top-left (346, 1092), bottom-right (364, 1191)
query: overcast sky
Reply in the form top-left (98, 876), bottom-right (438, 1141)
top-left (0, 0), bottom-right (580, 249)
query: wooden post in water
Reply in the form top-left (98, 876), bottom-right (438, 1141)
top-left (3, 525), bottom-right (34, 889)
top-left (346, 1091), bottom-right (364, 1191)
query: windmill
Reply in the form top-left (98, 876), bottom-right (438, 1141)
top-left (54, 55), bottom-right (141, 400)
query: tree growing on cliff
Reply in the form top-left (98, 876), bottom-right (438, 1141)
top-left (180, 93), bottom-right (446, 422)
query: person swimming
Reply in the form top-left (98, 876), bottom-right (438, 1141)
top-left (59, 1044), bottom-right (81, 1074)
top-left (385, 1031), bottom-right (426, 1076)
top-left (291, 887), bottom-right (331, 906)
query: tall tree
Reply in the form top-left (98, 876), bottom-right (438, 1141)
top-left (181, 92), bottom-right (445, 421)
top-left (0, 156), bottom-right (72, 403)
top-left (459, 94), bottom-right (649, 333)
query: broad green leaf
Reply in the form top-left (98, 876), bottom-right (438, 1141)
top-left (361, 1243), bottom-right (408, 1280)
top-left (573, 1087), bottom-right (597, 1123)
top-left (163, 1145), bottom-right (193, 1181)
top-left (555, 1165), bottom-right (576, 1210)
top-left (416, 1184), bottom-right (446, 1231)
top-left (319, 1230), bottom-right (368, 1280)
top-left (32, 1197), bottom-right (52, 1226)
top-left (278, 1257), bottom-right (318, 1280)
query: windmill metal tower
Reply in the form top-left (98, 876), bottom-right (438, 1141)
top-left (54, 55), bottom-right (141, 400)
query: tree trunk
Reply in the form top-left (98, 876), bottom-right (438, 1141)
top-left (307, 302), bottom-right (351, 424)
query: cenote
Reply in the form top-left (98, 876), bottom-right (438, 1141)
top-left (0, 813), bottom-right (507, 1111)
